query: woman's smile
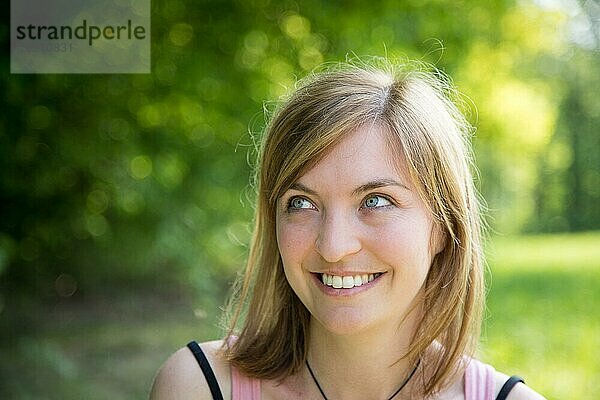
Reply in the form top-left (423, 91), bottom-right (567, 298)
top-left (311, 271), bottom-right (387, 297)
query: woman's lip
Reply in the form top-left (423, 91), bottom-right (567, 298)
top-left (313, 271), bottom-right (385, 275)
top-left (310, 272), bottom-right (385, 297)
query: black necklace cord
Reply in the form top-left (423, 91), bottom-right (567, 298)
top-left (305, 358), bottom-right (421, 400)
top-left (305, 359), bottom-right (328, 400)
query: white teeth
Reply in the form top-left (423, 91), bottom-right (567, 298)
top-left (321, 273), bottom-right (382, 289)
top-left (342, 276), bottom-right (354, 288)
top-left (332, 275), bottom-right (343, 288)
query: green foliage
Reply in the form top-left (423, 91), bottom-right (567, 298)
top-left (2, 0), bottom-right (598, 303)
top-left (532, 49), bottom-right (600, 232)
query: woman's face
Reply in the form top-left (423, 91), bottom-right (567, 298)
top-left (276, 124), bottom-right (442, 335)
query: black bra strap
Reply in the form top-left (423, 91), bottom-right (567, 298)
top-left (186, 341), bottom-right (224, 400)
top-left (495, 375), bottom-right (524, 400)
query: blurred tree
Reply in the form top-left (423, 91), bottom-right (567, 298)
top-left (529, 0), bottom-right (599, 232)
top-left (534, 48), bottom-right (600, 232)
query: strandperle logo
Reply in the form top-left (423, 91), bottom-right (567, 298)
top-left (11, 0), bottom-right (150, 74)
top-left (15, 19), bottom-right (147, 47)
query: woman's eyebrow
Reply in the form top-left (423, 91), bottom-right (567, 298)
top-left (289, 182), bottom-right (318, 195)
top-left (351, 178), bottom-right (410, 196)
top-left (289, 179), bottom-right (409, 197)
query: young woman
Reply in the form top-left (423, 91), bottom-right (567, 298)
top-left (150, 60), bottom-right (546, 399)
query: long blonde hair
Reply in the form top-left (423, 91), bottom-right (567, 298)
top-left (222, 58), bottom-right (484, 395)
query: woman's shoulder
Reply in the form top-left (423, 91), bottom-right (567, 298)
top-left (492, 368), bottom-right (547, 400)
top-left (150, 340), bottom-right (232, 400)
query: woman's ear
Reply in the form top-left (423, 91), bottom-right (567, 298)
top-left (431, 225), bottom-right (447, 256)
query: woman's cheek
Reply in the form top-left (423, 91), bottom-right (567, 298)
top-left (277, 216), bottom-right (318, 261)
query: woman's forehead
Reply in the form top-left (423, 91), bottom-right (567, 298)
top-left (293, 124), bottom-right (413, 192)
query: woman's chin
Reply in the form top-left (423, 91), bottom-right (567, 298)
top-left (312, 311), bottom-right (380, 336)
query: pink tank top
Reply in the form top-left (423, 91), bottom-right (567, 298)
top-left (230, 358), bottom-right (496, 400)
top-left (464, 358), bottom-right (496, 400)
top-left (231, 363), bottom-right (261, 399)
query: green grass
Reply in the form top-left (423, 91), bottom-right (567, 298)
top-left (0, 287), bottom-right (223, 400)
top-left (0, 232), bottom-right (598, 399)
top-left (482, 232), bottom-right (600, 399)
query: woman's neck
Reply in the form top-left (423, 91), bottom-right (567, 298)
top-left (305, 317), bottom-right (422, 400)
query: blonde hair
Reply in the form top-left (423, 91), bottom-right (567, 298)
top-left (222, 58), bottom-right (484, 395)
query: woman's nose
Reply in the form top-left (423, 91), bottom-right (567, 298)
top-left (315, 212), bottom-right (362, 263)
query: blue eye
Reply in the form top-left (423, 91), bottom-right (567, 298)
top-left (288, 196), bottom-right (315, 210)
top-left (363, 195), bottom-right (392, 209)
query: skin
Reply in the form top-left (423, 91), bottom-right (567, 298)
top-left (150, 124), bottom-right (546, 400)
